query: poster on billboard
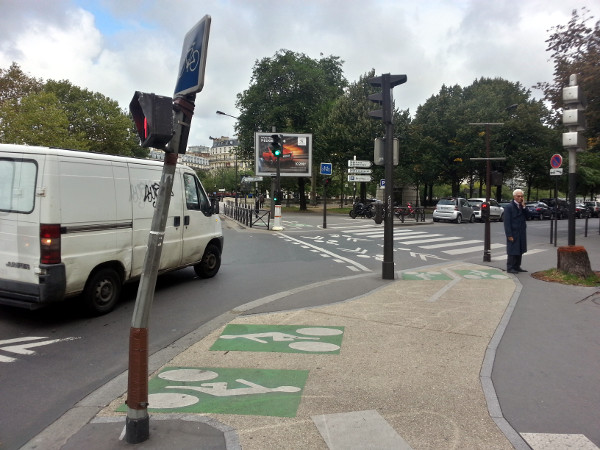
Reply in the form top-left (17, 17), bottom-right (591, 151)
top-left (255, 132), bottom-right (312, 177)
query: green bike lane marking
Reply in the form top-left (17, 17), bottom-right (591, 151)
top-left (118, 325), bottom-right (344, 417)
top-left (402, 268), bottom-right (508, 280)
top-left (210, 324), bottom-right (345, 354)
top-left (118, 367), bottom-right (308, 417)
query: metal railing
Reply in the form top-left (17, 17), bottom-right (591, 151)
top-left (221, 200), bottom-right (271, 229)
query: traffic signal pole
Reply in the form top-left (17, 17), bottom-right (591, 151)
top-left (125, 95), bottom-right (195, 443)
top-left (368, 73), bottom-right (407, 280)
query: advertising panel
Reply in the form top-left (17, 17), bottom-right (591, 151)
top-left (255, 133), bottom-right (312, 177)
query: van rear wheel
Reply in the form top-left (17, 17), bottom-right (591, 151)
top-left (194, 244), bottom-right (221, 279)
top-left (83, 268), bottom-right (121, 315)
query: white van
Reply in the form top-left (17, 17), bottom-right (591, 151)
top-left (0, 144), bottom-right (223, 314)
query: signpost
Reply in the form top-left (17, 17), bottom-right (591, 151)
top-left (348, 175), bottom-right (372, 182)
top-left (320, 162), bottom-right (332, 176)
top-left (348, 160), bottom-right (372, 168)
top-left (126, 15), bottom-right (211, 444)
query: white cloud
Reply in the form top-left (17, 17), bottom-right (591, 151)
top-left (1, 0), bottom-right (597, 147)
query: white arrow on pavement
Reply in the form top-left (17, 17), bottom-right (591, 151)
top-left (0, 336), bottom-right (80, 363)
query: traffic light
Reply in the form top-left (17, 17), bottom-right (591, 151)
top-left (481, 202), bottom-right (490, 220)
top-left (269, 134), bottom-right (283, 158)
top-left (368, 74), bottom-right (407, 124)
top-left (273, 190), bottom-right (282, 205)
top-left (323, 178), bottom-right (331, 187)
top-left (129, 91), bottom-right (174, 150)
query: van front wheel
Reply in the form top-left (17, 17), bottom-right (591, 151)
top-left (83, 268), bottom-right (121, 315)
top-left (194, 244), bottom-right (221, 279)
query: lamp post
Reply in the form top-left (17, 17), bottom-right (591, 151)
top-left (215, 111), bottom-right (240, 204)
top-left (469, 122), bottom-right (504, 262)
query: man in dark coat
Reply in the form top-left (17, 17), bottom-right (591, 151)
top-left (503, 189), bottom-right (530, 273)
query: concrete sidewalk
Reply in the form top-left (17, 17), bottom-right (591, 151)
top-left (28, 262), bottom-right (525, 449)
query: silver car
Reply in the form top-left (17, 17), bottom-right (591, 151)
top-left (433, 197), bottom-right (475, 223)
top-left (468, 198), bottom-right (504, 222)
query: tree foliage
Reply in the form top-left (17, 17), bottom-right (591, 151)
top-left (235, 50), bottom-right (346, 209)
top-left (0, 62), bottom-right (144, 157)
top-left (536, 7), bottom-right (600, 152)
top-left (412, 78), bottom-right (558, 200)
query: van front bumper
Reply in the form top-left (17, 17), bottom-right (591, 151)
top-left (0, 264), bottom-right (66, 310)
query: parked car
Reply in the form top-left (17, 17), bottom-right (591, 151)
top-left (525, 201), bottom-right (552, 220)
top-left (467, 198), bottom-right (504, 222)
top-left (432, 197), bottom-right (475, 223)
top-left (584, 201), bottom-right (600, 217)
top-left (540, 198), bottom-right (569, 219)
top-left (575, 203), bottom-right (591, 218)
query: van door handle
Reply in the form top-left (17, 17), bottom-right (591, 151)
top-left (174, 216), bottom-right (181, 227)
top-left (184, 216), bottom-right (190, 226)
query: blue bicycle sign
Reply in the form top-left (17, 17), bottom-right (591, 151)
top-left (174, 15), bottom-right (211, 96)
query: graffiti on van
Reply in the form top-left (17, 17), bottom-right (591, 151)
top-left (131, 182), bottom-right (175, 208)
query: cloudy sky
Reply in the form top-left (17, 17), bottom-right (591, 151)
top-left (1, 0), bottom-right (597, 149)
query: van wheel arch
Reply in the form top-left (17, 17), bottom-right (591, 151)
top-left (83, 265), bottom-right (123, 315)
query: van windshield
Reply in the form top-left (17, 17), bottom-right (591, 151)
top-left (0, 158), bottom-right (37, 213)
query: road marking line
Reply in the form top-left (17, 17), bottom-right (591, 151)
top-left (443, 243), bottom-right (505, 255)
top-left (419, 239), bottom-right (482, 249)
top-left (276, 233), bottom-right (371, 272)
top-left (521, 433), bottom-right (599, 449)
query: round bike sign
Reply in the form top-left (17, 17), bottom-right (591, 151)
top-left (550, 154), bottom-right (563, 169)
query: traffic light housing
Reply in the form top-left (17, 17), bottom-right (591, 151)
top-left (269, 134), bottom-right (283, 158)
top-left (368, 74), bottom-right (407, 124)
top-left (273, 190), bottom-right (282, 205)
top-left (323, 178), bottom-right (331, 187)
top-left (129, 91), bottom-right (174, 150)
top-left (481, 202), bottom-right (490, 220)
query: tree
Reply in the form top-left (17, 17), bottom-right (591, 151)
top-left (235, 50), bottom-right (347, 209)
top-left (536, 8), bottom-right (600, 152)
top-left (412, 78), bottom-right (557, 200)
top-left (44, 80), bottom-right (142, 157)
top-left (0, 91), bottom-right (81, 148)
top-left (0, 62), bottom-right (143, 157)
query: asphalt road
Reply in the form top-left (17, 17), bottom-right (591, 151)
top-left (1, 211), bottom-right (597, 449)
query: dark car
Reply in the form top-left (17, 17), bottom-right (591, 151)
top-left (540, 198), bottom-right (568, 219)
top-left (575, 203), bottom-right (591, 218)
top-left (526, 201), bottom-right (551, 220)
top-left (584, 201), bottom-right (600, 217)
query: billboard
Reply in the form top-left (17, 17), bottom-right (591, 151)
top-left (255, 133), bottom-right (312, 177)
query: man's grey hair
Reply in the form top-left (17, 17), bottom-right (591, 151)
top-left (513, 189), bottom-right (524, 196)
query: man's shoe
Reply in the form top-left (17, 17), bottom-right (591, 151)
top-left (516, 268), bottom-right (528, 272)
top-left (507, 269), bottom-right (519, 274)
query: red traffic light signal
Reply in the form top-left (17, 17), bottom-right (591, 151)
top-left (481, 202), bottom-right (490, 219)
top-left (129, 91), bottom-right (174, 150)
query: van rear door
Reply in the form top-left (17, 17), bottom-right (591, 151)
top-left (0, 154), bottom-right (43, 289)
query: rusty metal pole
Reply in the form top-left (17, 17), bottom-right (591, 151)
top-left (125, 96), bottom-right (195, 444)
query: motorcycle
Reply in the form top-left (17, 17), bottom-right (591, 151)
top-left (349, 202), bottom-right (374, 219)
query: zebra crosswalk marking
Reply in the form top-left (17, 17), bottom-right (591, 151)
top-left (443, 243), bottom-right (505, 255)
top-left (420, 239), bottom-right (482, 249)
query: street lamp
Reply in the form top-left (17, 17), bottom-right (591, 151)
top-left (469, 122), bottom-right (505, 262)
top-left (215, 111), bottom-right (240, 204)
top-left (216, 110), bottom-right (239, 119)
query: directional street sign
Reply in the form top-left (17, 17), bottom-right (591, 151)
top-left (320, 162), bottom-right (332, 175)
top-left (348, 160), bottom-right (372, 168)
top-left (348, 175), bottom-right (372, 182)
top-left (347, 168), bottom-right (372, 174)
top-left (174, 15), bottom-right (211, 96)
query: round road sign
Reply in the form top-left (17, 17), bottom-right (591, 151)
top-left (550, 154), bottom-right (563, 169)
